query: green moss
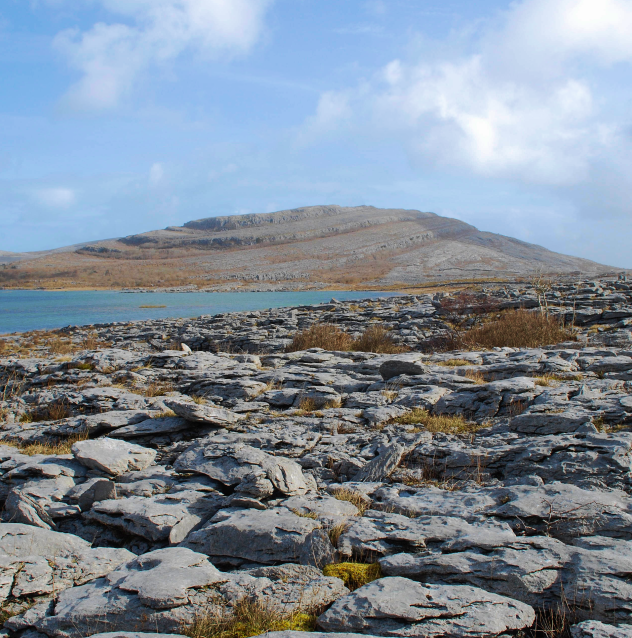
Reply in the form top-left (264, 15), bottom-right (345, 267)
top-left (323, 562), bottom-right (382, 591)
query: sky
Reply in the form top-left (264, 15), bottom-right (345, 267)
top-left (1, 0), bottom-right (632, 268)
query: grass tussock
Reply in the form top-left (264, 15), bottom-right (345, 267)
top-left (460, 310), bottom-right (575, 350)
top-left (392, 408), bottom-right (481, 435)
top-left (327, 520), bottom-right (349, 548)
top-left (141, 382), bottom-right (174, 397)
top-left (323, 562), bottom-right (382, 591)
top-left (151, 409), bottom-right (177, 418)
top-left (7, 431), bottom-right (89, 456)
top-left (331, 488), bottom-right (370, 515)
top-left (351, 325), bottom-right (408, 354)
top-left (183, 598), bottom-right (316, 638)
top-left (286, 324), bottom-right (353, 352)
top-left (20, 401), bottom-right (72, 423)
top-left (464, 369), bottom-right (486, 384)
top-left (286, 323), bottom-right (408, 354)
top-left (0, 330), bottom-right (110, 358)
top-left (435, 358), bottom-right (470, 367)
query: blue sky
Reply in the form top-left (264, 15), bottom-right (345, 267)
top-left (1, 0), bottom-right (631, 267)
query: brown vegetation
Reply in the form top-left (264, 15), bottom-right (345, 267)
top-left (459, 310), bottom-right (575, 349)
top-left (351, 324), bottom-right (408, 354)
top-left (330, 487), bottom-right (370, 515)
top-left (286, 323), bottom-right (407, 354)
top-left (286, 324), bottom-right (353, 352)
top-left (6, 431), bottom-right (89, 456)
top-left (392, 408), bottom-right (481, 435)
top-left (183, 598), bottom-right (316, 638)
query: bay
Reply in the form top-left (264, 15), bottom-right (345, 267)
top-left (0, 290), bottom-right (398, 334)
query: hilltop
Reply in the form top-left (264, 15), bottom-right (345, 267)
top-left (0, 205), bottom-right (618, 290)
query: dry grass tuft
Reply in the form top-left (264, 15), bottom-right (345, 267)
top-left (297, 397), bottom-right (319, 412)
top-left (291, 509), bottom-right (318, 520)
top-left (151, 409), bottom-right (177, 418)
top-left (323, 562), bottom-right (382, 591)
top-left (435, 358), bottom-right (470, 367)
top-left (183, 598), bottom-right (316, 638)
top-left (286, 323), bottom-right (407, 354)
top-left (351, 325), bottom-right (408, 354)
top-left (9, 431), bottom-right (89, 456)
top-left (460, 310), bottom-right (575, 350)
top-left (464, 369), bottom-right (486, 384)
top-left (331, 488), bottom-right (370, 515)
top-left (327, 520), bottom-right (350, 548)
top-left (286, 324), bottom-right (353, 352)
top-left (20, 401), bottom-right (72, 423)
top-left (141, 382), bottom-right (174, 397)
top-left (392, 408), bottom-right (481, 435)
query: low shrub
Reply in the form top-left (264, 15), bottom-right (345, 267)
top-left (286, 323), bottom-right (407, 354)
top-left (183, 598), bottom-right (316, 638)
top-left (351, 325), bottom-right (408, 354)
top-left (460, 310), bottom-right (575, 349)
top-left (323, 562), bottom-right (382, 591)
top-left (286, 324), bottom-right (353, 352)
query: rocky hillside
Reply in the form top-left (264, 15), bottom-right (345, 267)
top-left (0, 206), bottom-right (618, 290)
top-left (0, 279), bottom-right (631, 637)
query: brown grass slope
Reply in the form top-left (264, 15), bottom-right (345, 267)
top-left (0, 205), bottom-right (616, 289)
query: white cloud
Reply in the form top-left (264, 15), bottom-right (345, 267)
top-left (302, 0), bottom-right (632, 212)
top-left (35, 187), bottom-right (76, 208)
top-left (149, 162), bottom-right (164, 185)
top-left (54, 0), bottom-right (274, 110)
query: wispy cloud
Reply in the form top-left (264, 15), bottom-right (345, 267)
top-left (54, 0), bottom-right (274, 111)
top-left (302, 0), bottom-right (632, 219)
top-left (35, 187), bottom-right (76, 208)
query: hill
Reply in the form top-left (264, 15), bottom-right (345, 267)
top-left (0, 205), bottom-right (618, 290)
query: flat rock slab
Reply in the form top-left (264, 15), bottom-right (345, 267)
top-left (164, 399), bottom-right (244, 425)
top-left (181, 506), bottom-right (335, 567)
top-left (32, 548), bottom-right (343, 638)
top-left (72, 439), bottom-right (156, 476)
top-left (0, 523), bottom-right (133, 604)
top-left (174, 432), bottom-right (309, 496)
top-left (258, 634), bottom-right (383, 638)
top-left (571, 620), bottom-right (632, 637)
top-left (379, 535), bottom-right (632, 624)
top-left (317, 576), bottom-right (535, 637)
top-left (338, 511), bottom-right (517, 559)
top-left (372, 482), bottom-right (632, 542)
top-left (86, 489), bottom-right (226, 543)
top-left (109, 416), bottom-right (191, 438)
top-left (88, 634), bottom-right (189, 638)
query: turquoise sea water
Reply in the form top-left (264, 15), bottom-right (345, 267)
top-left (0, 290), bottom-right (398, 334)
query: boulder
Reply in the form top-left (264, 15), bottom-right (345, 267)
top-left (72, 439), bottom-right (156, 476)
top-left (163, 399), bottom-right (244, 425)
top-left (317, 576), bottom-right (535, 637)
top-left (85, 490), bottom-right (226, 543)
top-left (174, 432), bottom-right (309, 496)
top-left (571, 620), bottom-right (632, 637)
top-left (181, 507), bottom-right (336, 567)
top-left (0, 523), bottom-right (133, 604)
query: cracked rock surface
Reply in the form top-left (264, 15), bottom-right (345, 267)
top-left (1, 279), bottom-right (632, 637)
